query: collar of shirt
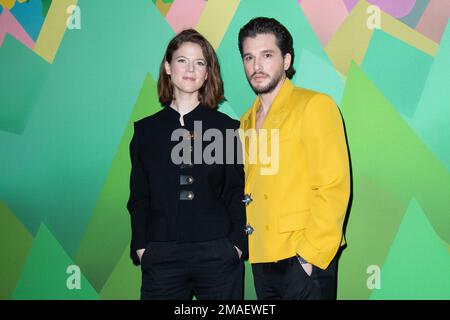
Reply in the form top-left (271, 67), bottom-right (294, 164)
top-left (164, 103), bottom-right (208, 127)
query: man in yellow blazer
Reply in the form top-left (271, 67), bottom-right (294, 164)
top-left (238, 17), bottom-right (350, 300)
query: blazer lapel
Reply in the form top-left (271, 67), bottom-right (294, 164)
top-left (257, 79), bottom-right (294, 147)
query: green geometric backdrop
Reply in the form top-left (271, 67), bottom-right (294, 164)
top-left (1, 0), bottom-right (449, 300)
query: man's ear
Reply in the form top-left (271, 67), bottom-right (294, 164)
top-left (283, 53), bottom-right (292, 71)
top-left (164, 61), bottom-right (171, 75)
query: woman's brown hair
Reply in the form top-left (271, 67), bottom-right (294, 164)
top-left (158, 29), bottom-right (225, 109)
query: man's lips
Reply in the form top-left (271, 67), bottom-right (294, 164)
top-left (252, 74), bottom-right (268, 81)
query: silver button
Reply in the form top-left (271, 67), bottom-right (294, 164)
top-left (180, 175), bottom-right (194, 185)
top-left (180, 190), bottom-right (195, 200)
top-left (242, 194), bottom-right (253, 206)
top-left (244, 224), bottom-right (254, 235)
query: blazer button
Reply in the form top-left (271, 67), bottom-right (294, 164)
top-left (180, 175), bottom-right (194, 185)
top-left (244, 224), bottom-right (254, 235)
top-left (180, 190), bottom-right (195, 200)
top-left (242, 194), bottom-right (253, 206)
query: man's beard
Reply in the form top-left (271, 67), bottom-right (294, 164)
top-left (247, 69), bottom-right (285, 95)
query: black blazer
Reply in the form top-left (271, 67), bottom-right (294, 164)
top-left (127, 104), bottom-right (248, 265)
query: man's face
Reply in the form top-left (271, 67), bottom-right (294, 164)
top-left (241, 33), bottom-right (291, 95)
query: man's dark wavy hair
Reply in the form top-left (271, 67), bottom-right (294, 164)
top-left (238, 17), bottom-right (296, 79)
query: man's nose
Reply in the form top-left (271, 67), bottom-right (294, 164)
top-left (254, 57), bottom-right (263, 72)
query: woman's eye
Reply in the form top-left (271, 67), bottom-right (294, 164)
top-left (196, 61), bottom-right (206, 66)
top-left (177, 58), bottom-right (186, 63)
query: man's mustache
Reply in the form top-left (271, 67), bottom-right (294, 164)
top-left (250, 72), bottom-right (269, 79)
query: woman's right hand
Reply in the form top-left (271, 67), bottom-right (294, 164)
top-left (137, 248), bottom-right (146, 262)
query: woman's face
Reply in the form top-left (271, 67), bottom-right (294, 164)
top-left (165, 42), bottom-right (208, 97)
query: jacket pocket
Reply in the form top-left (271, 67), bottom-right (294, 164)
top-left (278, 209), bottom-right (310, 233)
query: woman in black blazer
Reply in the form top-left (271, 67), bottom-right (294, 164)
top-left (127, 29), bottom-right (247, 300)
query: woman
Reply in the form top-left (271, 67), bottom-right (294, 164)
top-left (127, 29), bottom-right (247, 300)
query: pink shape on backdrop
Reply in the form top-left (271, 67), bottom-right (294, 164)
top-left (416, 1), bottom-right (450, 43)
top-left (0, 8), bottom-right (34, 49)
top-left (165, 0), bottom-right (206, 34)
top-left (344, 0), bottom-right (417, 18)
top-left (299, 0), bottom-right (349, 45)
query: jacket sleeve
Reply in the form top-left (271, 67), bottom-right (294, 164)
top-left (296, 94), bottom-right (350, 270)
top-left (222, 121), bottom-right (248, 259)
top-left (127, 122), bottom-right (149, 266)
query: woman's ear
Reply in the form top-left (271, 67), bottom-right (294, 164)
top-left (164, 61), bottom-right (171, 75)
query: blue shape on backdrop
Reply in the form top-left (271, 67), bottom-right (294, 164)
top-left (400, 0), bottom-right (430, 28)
top-left (10, 0), bottom-right (45, 42)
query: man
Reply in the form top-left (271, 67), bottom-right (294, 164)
top-left (238, 17), bottom-right (350, 300)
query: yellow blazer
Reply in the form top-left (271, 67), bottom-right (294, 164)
top-left (240, 79), bottom-right (350, 270)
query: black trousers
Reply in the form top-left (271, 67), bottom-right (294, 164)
top-left (140, 238), bottom-right (244, 300)
top-left (251, 254), bottom-right (338, 300)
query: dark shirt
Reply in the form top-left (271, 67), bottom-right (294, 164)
top-left (127, 104), bottom-right (248, 265)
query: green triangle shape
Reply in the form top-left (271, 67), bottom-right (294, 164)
top-left (370, 198), bottom-right (450, 299)
top-left (337, 175), bottom-right (406, 300)
top-left (244, 261), bottom-right (257, 300)
top-left (100, 245), bottom-right (141, 300)
top-left (410, 21), bottom-right (450, 171)
top-left (341, 62), bottom-right (450, 245)
top-left (217, 100), bottom-right (239, 120)
top-left (75, 74), bottom-right (162, 292)
top-left (293, 48), bottom-right (344, 105)
top-left (12, 224), bottom-right (99, 299)
top-left (0, 34), bottom-right (49, 135)
top-left (361, 29), bottom-right (433, 119)
top-left (0, 0), bottom-right (175, 261)
top-left (337, 62), bottom-right (450, 299)
top-left (0, 201), bottom-right (33, 299)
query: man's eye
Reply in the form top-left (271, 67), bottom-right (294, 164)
top-left (244, 56), bottom-right (252, 62)
top-left (265, 53), bottom-right (272, 58)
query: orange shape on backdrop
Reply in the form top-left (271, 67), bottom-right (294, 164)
top-left (0, 0), bottom-right (27, 10)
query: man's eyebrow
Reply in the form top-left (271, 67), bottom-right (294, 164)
top-left (243, 49), bottom-right (275, 57)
